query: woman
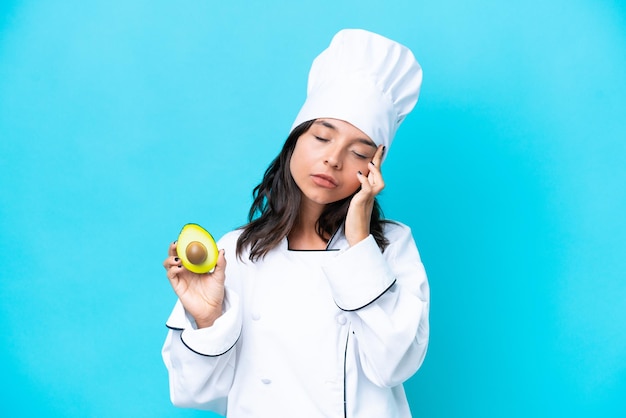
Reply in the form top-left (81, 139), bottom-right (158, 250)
top-left (162, 29), bottom-right (430, 417)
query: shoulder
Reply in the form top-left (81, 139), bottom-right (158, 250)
top-left (216, 229), bottom-right (244, 251)
top-left (382, 220), bottom-right (423, 262)
top-left (382, 220), bottom-right (413, 239)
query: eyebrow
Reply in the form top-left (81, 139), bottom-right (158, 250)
top-left (313, 120), bottom-right (377, 148)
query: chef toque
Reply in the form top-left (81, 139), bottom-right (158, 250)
top-left (291, 29), bottom-right (422, 155)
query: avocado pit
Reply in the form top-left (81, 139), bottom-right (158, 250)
top-left (186, 241), bottom-right (208, 265)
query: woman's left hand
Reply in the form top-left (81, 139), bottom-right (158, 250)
top-left (345, 145), bottom-right (385, 247)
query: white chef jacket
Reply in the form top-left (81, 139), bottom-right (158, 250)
top-left (162, 221), bottom-right (430, 417)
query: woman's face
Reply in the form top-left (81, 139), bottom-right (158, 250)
top-left (289, 118), bottom-right (378, 208)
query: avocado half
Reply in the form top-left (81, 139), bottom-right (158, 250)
top-left (176, 224), bottom-right (219, 274)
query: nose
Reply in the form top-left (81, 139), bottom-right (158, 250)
top-left (325, 157), bottom-right (340, 169)
top-left (324, 146), bottom-right (342, 169)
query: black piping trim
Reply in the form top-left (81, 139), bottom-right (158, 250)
top-left (343, 329), bottom-right (350, 418)
top-left (180, 332), bottom-right (241, 357)
top-left (287, 248), bottom-right (340, 252)
top-left (286, 225), bottom-right (344, 252)
top-left (336, 279), bottom-right (397, 312)
top-left (166, 324), bottom-right (184, 331)
top-left (326, 227), bottom-right (341, 250)
top-left (166, 323), bottom-right (241, 357)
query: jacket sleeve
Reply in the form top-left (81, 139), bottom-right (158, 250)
top-left (321, 223), bottom-right (430, 387)
top-left (161, 288), bottom-right (241, 412)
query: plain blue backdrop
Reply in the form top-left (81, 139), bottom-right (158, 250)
top-left (1, 0), bottom-right (625, 417)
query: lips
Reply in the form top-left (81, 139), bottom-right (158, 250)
top-left (311, 173), bottom-right (338, 188)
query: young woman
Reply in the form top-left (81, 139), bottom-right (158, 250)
top-left (162, 29), bottom-right (430, 417)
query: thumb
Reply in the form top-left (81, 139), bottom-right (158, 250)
top-left (212, 249), bottom-right (227, 276)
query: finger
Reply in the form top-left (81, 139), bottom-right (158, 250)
top-left (164, 263), bottom-right (181, 277)
top-left (163, 255), bottom-right (182, 269)
top-left (367, 163), bottom-right (385, 187)
top-left (165, 264), bottom-right (183, 282)
top-left (168, 241), bottom-right (178, 257)
top-left (371, 145), bottom-right (385, 169)
top-left (366, 157), bottom-right (385, 191)
top-left (213, 249), bottom-right (227, 274)
top-left (356, 170), bottom-right (372, 193)
top-left (366, 145), bottom-right (384, 179)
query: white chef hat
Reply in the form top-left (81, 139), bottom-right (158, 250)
top-left (291, 29), bottom-right (422, 154)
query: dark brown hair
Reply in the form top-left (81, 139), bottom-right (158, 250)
top-left (236, 120), bottom-right (390, 261)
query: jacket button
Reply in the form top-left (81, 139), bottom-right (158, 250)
top-left (336, 315), bottom-right (347, 325)
top-left (252, 312), bottom-right (261, 321)
top-left (261, 378), bottom-right (272, 384)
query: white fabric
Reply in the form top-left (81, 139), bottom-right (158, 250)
top-left (162, 222), bottom-right (430, 417)
top-left (291, 29), bottom-right (423, 154)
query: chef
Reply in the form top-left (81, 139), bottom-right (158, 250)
top-left (162, 28), bottom-right (430, 417)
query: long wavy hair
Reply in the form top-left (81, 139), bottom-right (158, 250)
top-left (236, 120), bottom-right (390, 261)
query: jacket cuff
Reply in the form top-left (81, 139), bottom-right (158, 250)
top-left (322, 235), bottom-right (396, 311)
top-left (165, 288), bottom-right (241, 356)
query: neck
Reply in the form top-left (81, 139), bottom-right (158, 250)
top-left (288, 198), bottom-right (328, 250)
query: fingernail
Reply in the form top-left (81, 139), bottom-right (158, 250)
top-left (369, 161), bottom-right (375, 166)
top-left (357, 170), bottom-right (363, 175)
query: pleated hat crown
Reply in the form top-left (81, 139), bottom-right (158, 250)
top-left (291, 29), bottom-right (422, 154)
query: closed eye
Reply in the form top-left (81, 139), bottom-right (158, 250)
top-left (315, 136), bottom-right (330, 142)
top-left (352, 151), bottom-right (368, 159)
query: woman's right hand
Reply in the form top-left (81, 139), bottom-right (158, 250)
top-left (163, 241), bottom-right (227, 328)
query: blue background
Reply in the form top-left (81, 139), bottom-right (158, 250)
top-left (1, 1), bottom-right (625, 417)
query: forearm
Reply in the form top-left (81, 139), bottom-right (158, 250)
top-left (162, 329), bottom-right (235, 411)
top-left (349, 287), bottom-right (429, 387)
top-left (162, 289), bottom-right (243, 408)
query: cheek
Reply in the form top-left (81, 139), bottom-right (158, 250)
top-left (343, 170), bottom-right (363, 192)
top-left (349, 160), bottom-right (371, 176)
top-left (289, 143), bottom-right (313, 186)
top-left (288, 155), bottom-right (296, 177)
top-left (344, 161), bottom-right (370, 189)
top-left (289, 145), bottom-right (304, 177)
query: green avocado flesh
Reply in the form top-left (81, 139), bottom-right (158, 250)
top-left (176, 224), bottom-right (219, 273)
